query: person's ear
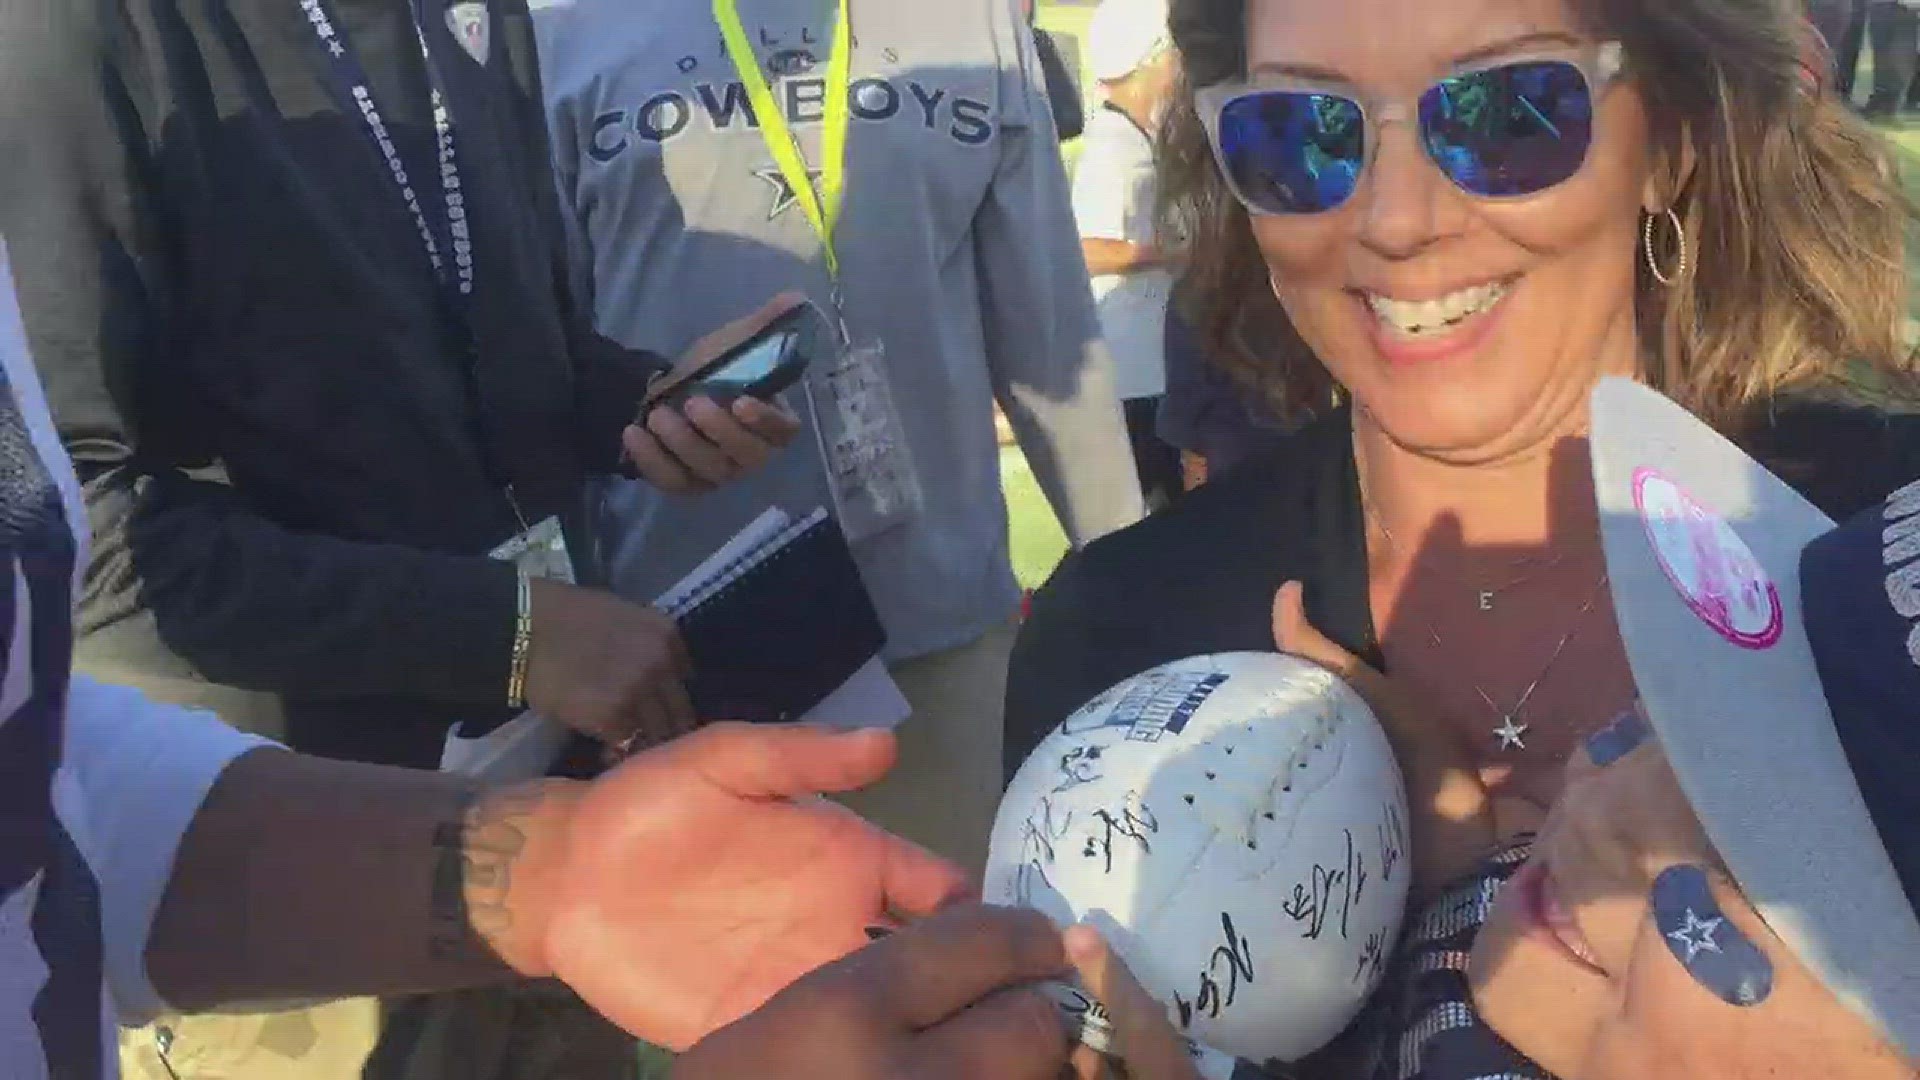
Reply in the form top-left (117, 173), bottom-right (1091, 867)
top-left (1640, 121), bottom-right (1698, 214)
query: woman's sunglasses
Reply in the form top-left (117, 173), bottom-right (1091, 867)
top-left (1196, 42), bottom-right (1624, 215)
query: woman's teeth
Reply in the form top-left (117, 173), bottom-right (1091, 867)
top-left (1366, 282), bottom-right (1509, 336)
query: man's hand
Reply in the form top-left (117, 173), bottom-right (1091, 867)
top-left (673, 906), bottom-right (1073, 1079)
top-left (623, 293), bottom-right (806, 495)
top-left (504, 724), bottom-right (977, 1051)
top-left (147, 723), bottom-right (970, 1023)
top-left (1062, 926), bottom-right (1202, 1080)
top-left (523, 577), bottom-right (694, 749)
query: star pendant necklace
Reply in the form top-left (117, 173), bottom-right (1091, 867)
top-left (1364, 500), bottom-right (1611, 751)
top-left (1460, 571), bottom-right (1611, 752)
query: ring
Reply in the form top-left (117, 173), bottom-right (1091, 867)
top-left (615, 732), bottom-right (641, 756)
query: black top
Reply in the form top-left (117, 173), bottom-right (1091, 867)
top-left (0, 0), bottom-right (663, 766)
top-left (1007, 398), bottom-right (1920, 780)
top-left (1156, 308), bottom-right (1295, 472)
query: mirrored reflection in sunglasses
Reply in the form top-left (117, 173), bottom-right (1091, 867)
top-left (1215, 59), bottom-right (1596, 214)
top-left (1419, 60), bottom-right (1596, 197)
top-left (1220, 91), bottom-right (1365, 214)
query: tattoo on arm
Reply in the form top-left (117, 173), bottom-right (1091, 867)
top-left (428, 787), bottom-right (542, 965)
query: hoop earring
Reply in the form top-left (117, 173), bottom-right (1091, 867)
top-left (1642, 206), bottom-right (1688, 287)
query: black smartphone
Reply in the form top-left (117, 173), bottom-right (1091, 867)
top-left (642, 300), bottom-right (829, 413)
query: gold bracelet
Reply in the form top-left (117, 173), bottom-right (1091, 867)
top-left (506, 570), bottom-right (533, 709)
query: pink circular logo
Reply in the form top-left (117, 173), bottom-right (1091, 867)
top-left (1633, 468), bottom-right (1783, 650)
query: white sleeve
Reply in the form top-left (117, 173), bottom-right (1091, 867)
top-left (60, 675), bottom-right (275, 1023)
top-left (977, 31), bottom-right (1145, 545)
top-left (1071, 132), bottom-right (1131, 242)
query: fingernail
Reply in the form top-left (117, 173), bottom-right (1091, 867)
top-left (1585, 706), bottom-right (1652, 767)
top-left (1062, 925), bottom-right (1101, 962)
top-left (863, 925), bottom-right (893, 941)
top-left (1652, 865), bottom-right (1773, 1007)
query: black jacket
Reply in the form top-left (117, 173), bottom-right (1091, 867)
top-left (0, 0), bottom-right (663, 766)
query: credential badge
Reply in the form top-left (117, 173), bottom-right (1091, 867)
top-left (446, 0), bottom-right (490, 66)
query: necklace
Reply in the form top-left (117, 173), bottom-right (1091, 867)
top-left (1364, 500), bottom-right (1571, 612)
top-left (1429, 572), bottom-right (1611, 752)
top-left (1355, 474), bottom-right (1611, 751)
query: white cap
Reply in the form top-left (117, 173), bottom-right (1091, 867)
top-left (1087, 0), bottom-right (1171, 82)
top-left (1589, 378), bottom-right (1920, 1058)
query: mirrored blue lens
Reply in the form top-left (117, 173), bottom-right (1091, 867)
top-left (1217, 90), bottom-right (1365, 214)
top-left (1418, 60), bottom-right (1594, 197)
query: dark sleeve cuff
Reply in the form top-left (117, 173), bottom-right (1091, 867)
top-left (574, 329), bottom-right (670, 474)
top-left (401, 554), bottom-right (521, 706)
top-left (114, 471), bottom-right (530, 707)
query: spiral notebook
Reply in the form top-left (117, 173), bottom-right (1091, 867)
top-left (671, 507), bottom-right (892, 726)
top-left (442, 507), bottom-right (905, 780)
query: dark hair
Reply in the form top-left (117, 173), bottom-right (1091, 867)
top-left (1158, 0), bottom-right (1920, 429)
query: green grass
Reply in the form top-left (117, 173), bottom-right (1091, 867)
top-left (1002, 444), bottom-right (1072, 590)
top-left (1880, 125), bottom-right (1920, 323)
top-left (1035, 0), bottom-right (1098, 177)
top-left (995, 1), bottom-right (1107, 595)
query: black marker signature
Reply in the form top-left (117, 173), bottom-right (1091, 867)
top-left (1354, 929), bottom-right (1386, 984)
top-left (1173, 912), bottom-right (1256, 1028)
top-left (1081, 799), bottom-right (1158, 874)
top-left (1015, 798), bottom-right (1073, 905)
top-left (1377, 802), bottom-right (1407, 885)
top-left (1052, 745), bottom-right (1105, 794)
top-left (1281, 829), bottom-right (1359, 940)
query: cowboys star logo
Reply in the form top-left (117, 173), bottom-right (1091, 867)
top-left (754, 165), bottom-right (824, 220)
top-left (767, 48), bottom-right (817, 76)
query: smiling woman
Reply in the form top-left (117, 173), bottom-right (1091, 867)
top-left (1009, 0), bottom-right (1920, 805)
top-left (1155, 0), bottom-right (1917, 433)
top-left (1003, 0), bottom-right (1920, 1074)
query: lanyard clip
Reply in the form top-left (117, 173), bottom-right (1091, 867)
top-left (829, 283), bottom-right (854, 348)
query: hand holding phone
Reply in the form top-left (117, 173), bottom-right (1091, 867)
top-left (641, 298), bottom-right (829, 412)
top-left (622, 294), bottom-right (811, 495)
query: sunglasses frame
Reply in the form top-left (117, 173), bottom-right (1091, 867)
top-left (1195, 41), bottom-right (1626, 215)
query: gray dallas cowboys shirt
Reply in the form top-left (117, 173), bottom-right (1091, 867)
top-left (533, 0), bottom-right (1143, 661)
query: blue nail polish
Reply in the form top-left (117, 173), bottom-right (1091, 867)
top-left (1651, 865), bottom-right (1773, 1007)
top-left (1585, 707), bottom-right (1652, 767)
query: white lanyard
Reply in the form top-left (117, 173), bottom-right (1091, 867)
top-left (298, 0), bottom-right (475, 308)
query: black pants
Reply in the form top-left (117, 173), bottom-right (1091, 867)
top-left (1810, 0), bottom-right (1868, 96)
top-left (1124, 396), bottom-right (1182, 513)
top-left (1866, 0), bottom-right (1919, 115)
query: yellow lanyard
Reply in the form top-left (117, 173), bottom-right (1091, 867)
top-left (713, 0), bottom-right (852, 280)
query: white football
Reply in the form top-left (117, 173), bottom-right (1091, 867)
top-left (986, 652), bottom-right (1410, 1064)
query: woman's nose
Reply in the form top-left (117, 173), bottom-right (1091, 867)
top-left (1353, 118), bottom-right (1467, 260)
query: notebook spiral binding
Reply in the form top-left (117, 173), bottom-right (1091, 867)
top-left (668, 507), bottom-right (830, 621)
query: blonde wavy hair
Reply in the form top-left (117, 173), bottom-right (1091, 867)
top-left (1158, 0), bottom-right (1920, 432)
